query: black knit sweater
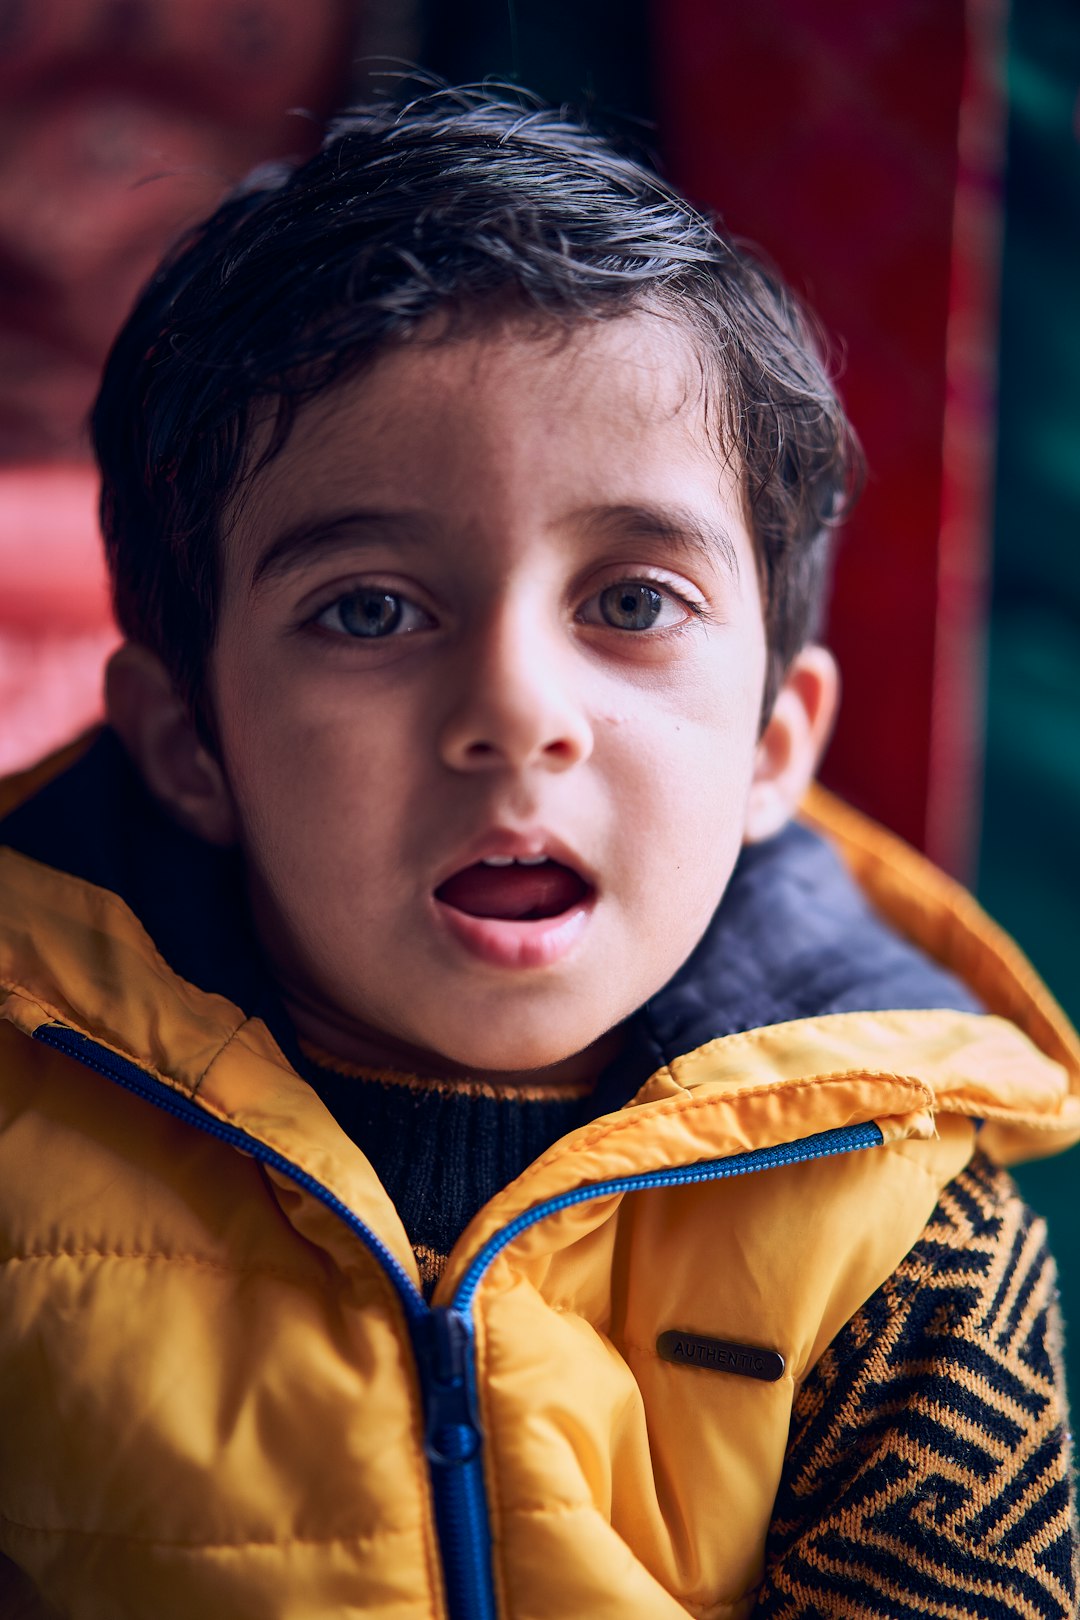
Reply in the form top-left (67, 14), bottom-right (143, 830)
top-left (297, 1048), bottom-right (595, 1296)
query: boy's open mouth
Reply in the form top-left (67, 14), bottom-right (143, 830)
top-left (434, 858), bottom-right (591, 922)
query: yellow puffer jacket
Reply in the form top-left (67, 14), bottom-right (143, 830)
top-left (1, 744), bottom-right (1078, 1620)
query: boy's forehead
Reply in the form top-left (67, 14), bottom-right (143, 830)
top-left (254, 308), bottom-right (714, 457)
top-left (226, 309), bottom-right (747, 587)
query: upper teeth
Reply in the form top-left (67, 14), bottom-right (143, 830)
top-left (481, 855), bottom-right (548, 867)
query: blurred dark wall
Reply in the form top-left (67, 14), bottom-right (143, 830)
top-left (421, 0), bottom-right (653, 130)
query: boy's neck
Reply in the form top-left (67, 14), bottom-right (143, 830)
top-left (280, 985), bottom-right (626, 1091)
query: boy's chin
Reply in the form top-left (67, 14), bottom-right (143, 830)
top-left (276, 964), bottom-right (629, 1086)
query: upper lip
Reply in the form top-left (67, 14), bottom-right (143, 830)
top-left (432, 829), bottom-right (597, 894)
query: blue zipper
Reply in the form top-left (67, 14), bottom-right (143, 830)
top-left (33, 1023), bottom-right (495, 1619)
top-left (449, 1119), bottom-right (885, 1316)
top-left (34, 1022), bottom-right (884, 1620)
top-left (32, 1024), bottom-right (428, 1323)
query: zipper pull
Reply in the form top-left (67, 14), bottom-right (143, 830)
top-left (418, 1307), bottom-right (482, 1467)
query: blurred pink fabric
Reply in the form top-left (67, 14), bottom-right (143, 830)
top-left (0, 467), bottom-right (116, 772)
top-left (0, 0), bottom-right (352, 773)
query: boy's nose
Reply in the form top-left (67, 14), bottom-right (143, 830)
top-left (437, 613), bottom-right (594, 775)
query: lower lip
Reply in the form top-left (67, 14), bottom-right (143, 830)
top-left (432, 896), bottom-right (594, 969)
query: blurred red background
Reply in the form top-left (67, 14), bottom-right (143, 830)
top-left (657, 0), bottom-right (1005, 879)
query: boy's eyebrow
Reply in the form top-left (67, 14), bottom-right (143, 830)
top-left (248, 502), bottom-right (742, 591)
top-left (573, 503), bottom-right (742, 582)
top-left (249, 511), bottom-right (428, 591)
top-left (573, 502), bottom-right (744, 586)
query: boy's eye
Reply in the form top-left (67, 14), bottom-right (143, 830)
top-left (586, 581), bottom-right (689, 632)
top-left (315, 588), bottom-right (430, 639)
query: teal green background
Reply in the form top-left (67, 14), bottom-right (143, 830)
top-left (977, 0), bottom-right (1080, 1399)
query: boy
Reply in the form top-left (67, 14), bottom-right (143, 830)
top-left (1, 88), bottom-right (1077, 1619)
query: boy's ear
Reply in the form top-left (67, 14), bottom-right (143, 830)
top-left (105, 643), bottom-right (239, 848)
top-left (743, 645), bottom-right (839, 844)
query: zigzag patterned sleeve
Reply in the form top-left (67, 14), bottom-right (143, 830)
top-left (755, 1155), bottom-right (1079, 1620)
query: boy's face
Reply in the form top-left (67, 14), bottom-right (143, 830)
top-left (209, 311), bottom-right (771, 1080)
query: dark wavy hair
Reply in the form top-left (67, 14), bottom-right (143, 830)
top-left (92, 86), bottom-right (859, 726)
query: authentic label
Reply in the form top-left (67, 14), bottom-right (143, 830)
top-left (657, 1330), bottom-right (785, 1383)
